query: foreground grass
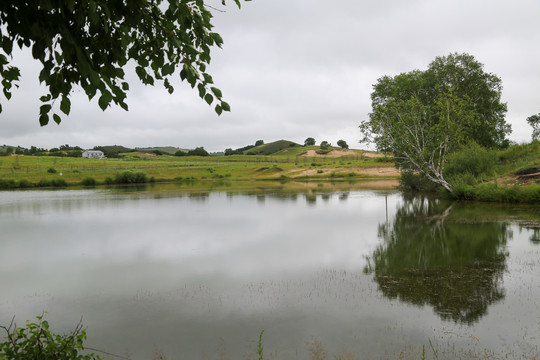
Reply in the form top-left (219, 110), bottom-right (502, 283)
top-left (0, 149), bottom-right (397, 189)
top-left (4, 318), bottom-right (537, 360)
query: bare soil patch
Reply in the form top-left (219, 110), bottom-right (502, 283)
top-left (292, 166), bottom-right (400, 178)
top-left (496, 172), bottom-right (540, 186)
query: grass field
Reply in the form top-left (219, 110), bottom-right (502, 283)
top-left (0, 147), bottom-right (397, 188)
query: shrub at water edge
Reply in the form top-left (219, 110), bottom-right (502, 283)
top-left (114, 171), bottom-right (148, 184)
top-left (81, 176), bottom-right (97, 186)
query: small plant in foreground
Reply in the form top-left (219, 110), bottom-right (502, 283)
top-left (0, 315), bottom-right (103, 360)
top-left (256, 330), bottom-right (264, 360)
top-left (47, 167), bottom-right (57, 174)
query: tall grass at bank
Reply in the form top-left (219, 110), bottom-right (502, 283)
top-left (445, 141), bottom-right (540, 203)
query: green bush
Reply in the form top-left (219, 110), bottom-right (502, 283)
top-left (0, 179), bottom-right (18, 189)
top-left (375, 156), bottom-right (393, 163)
top-left (104, 177), bottom-right (114, 185)
top-left (452, 183), bottom-right (540, 203)
top-left (81, 176), bottom-right (97, 186)
top-left (19, 179), bottom-right (34, 188)
top-left (186, 147), bottom-right (209, 156)
top-left (114, 171), bottom-right (148, 184)
top-left (47, 167), bottom-right (57, 174)
top-left (399, 171), bottom-right (441, 192)
top-left (0, 315), bottom-right (102, 360)
top-left (51, 178), bottom-right (67, 187)
top-left (445, 142), bottom-right (498, 183)
top-left (38, 179), bottom-right (51, 187)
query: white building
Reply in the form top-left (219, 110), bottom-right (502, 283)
top-left (82, 150), bottom-right (105, 159)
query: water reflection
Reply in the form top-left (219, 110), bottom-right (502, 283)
top-left (531, 228), bottom-right (540, 244)
top-left (365, 196), bottom-right (511, 324)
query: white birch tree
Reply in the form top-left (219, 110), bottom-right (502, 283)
top-left (360, 91), bottom-right (476, 192)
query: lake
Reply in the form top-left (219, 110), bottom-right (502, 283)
top-left (0, 182), bottom-right (539, 359)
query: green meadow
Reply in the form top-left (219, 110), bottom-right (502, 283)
top-left (0, 147), bottom-right (397, 188)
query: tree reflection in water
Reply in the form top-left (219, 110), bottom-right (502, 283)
top-left (365, 196), bottom-right (511, 325)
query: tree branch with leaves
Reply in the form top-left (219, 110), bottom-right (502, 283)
top-left (0, 0), bottom-right (250, 125)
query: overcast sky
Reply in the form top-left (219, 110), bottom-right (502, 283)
top-left (1, 0), bottom-right (539, 152)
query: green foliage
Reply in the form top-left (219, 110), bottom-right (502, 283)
top-left (51, 178), bottom-right (68, 187)
top-left (452, 183), bottom-right (540, 203)
top-left (104, 177), bottom-right (114, 185)
top-left (256, 330), bottom-right (264, 360)
top-left (361, 53), bottom-right (511, 191)
top-left (37, 179), bottom-right (51, 187)
top-left (114, 171), bottom-right (148, 184)
top-left (374, 156), bottom-right (393, 163)
top-left (67, 150), bottom-right (82, 158)
top-left (445, 142), bottom-right (498, 184)
top-left (337, 139), bottom-right (349, 149)
top-left (92, 145), bottom-right (133, 158)
top-left (174, 150), bottom-right (187, 157)
top-left (399, 172), bottom-right (441, 193)
top-left (365, 53), bottom-right (509, 149)
top-left (81, 176), bottom-right (97, 186)
top-left (186, 147), bottom-right (210, 156)
top-left (304, 137), bottom-right (316, 146)
top-left (0, 0), bottom-right (249, 124)
top-left (364, 90), bottom-right (476, 191)
top-left (0, 179), bottom-right (18, 188)
top-left (0, 315), bottom-right (102, 360)
top-left (0, 179), bottom-right (35, 189)
top-left (526, 113), bottom-right (540, 141)
top-left (319, 141), bottom-right (331, 150)
top-left (254, 140), bottom-right (264, 146)
top-left (18, 179), bottom-right (33, 188)
top-left (47, 167), bottom-right (57, 174)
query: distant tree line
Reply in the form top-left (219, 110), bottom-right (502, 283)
top-left (303, 137), bottom-right (349, 149)
top-left (0, 144), bottom-right (83, 157)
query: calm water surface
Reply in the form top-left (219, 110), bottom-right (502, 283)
top-left (0, 183), bottom-right (539, 359)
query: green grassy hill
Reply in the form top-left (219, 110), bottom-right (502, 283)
top-left (245, 140), bottom-right (301, 155)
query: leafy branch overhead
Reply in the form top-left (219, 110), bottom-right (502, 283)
top-left (0, 0), bottom-right (250, 125)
